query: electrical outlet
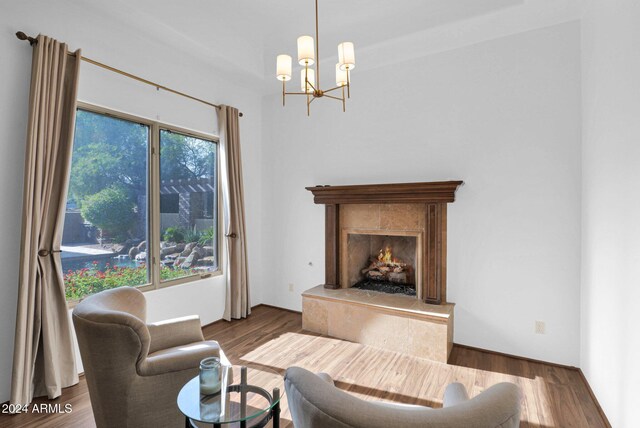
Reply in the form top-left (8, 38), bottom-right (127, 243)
top-left (535, 321), bottom-right (546, 334)
top-left (288, 283), bottom-right (294, 292)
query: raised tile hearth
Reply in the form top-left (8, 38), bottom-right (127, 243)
top-left (302, 285), bottom-right (454, 362)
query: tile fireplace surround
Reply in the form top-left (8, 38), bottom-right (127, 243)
top-left (303, 181), bottom-right (463, 362)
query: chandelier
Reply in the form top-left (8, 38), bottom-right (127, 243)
top-left (275, 0), bottom-right (355, 116)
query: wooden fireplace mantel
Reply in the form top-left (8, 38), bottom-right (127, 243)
top-left (305, 181), bottom-right (464, 205)
top-left (306, 181), bottom-right (463, 305)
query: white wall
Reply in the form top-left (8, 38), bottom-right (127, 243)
top-left (581, 1), bottom-right (640, 426)
top-left (0, 1), bottom-right (264, 403)
top-left (261, 22), bottom-right (582, 366)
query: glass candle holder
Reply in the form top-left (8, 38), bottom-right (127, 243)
top-left (199, 357), bottom-right (221, 395)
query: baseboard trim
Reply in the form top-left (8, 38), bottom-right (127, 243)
top-left (577, 368), bottom-right (612, 428)
top-left (252, 303), bottom-right (302, 315)
top-left (201, 303), bottom-right (267, 328)
top-left (201, 303), bottom-right (301, 329)
top-left (452, 342), bottom-right (578, 370)
top-left (452, 342), bottom-right (611, 427)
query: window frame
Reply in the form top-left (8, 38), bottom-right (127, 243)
top-left (68, 102), bottom-right (223, 302)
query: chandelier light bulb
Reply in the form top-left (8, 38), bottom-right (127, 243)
top-left (297, 36), bottom-right (315, 65)
top-left (335, 63), bottom-right (348, 87)
top-left (338, 42), bottom-right (355, 71)
top-left (276, 55), bottom-right (292, 81)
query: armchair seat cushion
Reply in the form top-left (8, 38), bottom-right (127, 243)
top-left (139, 340), bottom-right (221, 377)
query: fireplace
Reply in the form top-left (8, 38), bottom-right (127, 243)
top-left (306, 181), bottom-right (463, 304)
top-left (302, 181), bottom-right (462, 362)
top-left (345, 232), bottom-right (419, 296)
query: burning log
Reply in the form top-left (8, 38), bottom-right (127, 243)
top-left (366, 271), bottom-right (384, 279)
top-left (388, 272), bottom-right (407, 283)
top-left (360, 245), bottom-right (413, 284)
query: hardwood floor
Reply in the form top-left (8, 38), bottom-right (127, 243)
top-left (0, 305), bottom-right (608, 427)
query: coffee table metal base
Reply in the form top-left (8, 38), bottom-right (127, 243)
top-left (184, 382), bottom-right (281, 428)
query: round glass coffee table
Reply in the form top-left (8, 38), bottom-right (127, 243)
top-left (178, 365), bottom-right (284, 428)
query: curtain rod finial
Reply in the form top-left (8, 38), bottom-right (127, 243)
top-left (16, 31), bottom-right (37, 45)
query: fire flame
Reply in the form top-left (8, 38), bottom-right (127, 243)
top-left (378, 246), bottom-right (393, 264)
top-left (376, 246), bottom-right (405, 266)
top-left (363, 244), bottom-right (412, 283)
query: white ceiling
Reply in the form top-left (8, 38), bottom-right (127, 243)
top-left (79, 0), bottom-right (582, 90)
top-left (100, 0), bottom-right (523, 48)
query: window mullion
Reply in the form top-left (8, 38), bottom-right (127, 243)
top-left (150, 122), bottom-right (161, 289)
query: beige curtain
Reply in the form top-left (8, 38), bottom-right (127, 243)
top-left (11, 35), bottom-right (81, 405)
top-left (218, 105), bottom-right (250, 320)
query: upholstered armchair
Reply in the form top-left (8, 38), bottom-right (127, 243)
top-left (284, 367), bottom-right (521, 428)
top-left (72, 286), bottom-right (225, 428)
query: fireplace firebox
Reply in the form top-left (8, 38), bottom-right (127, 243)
top-left (346, 232), bottom-right (419, 296)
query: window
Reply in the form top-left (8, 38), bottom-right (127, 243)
top-left (62, 105), bottom-right (219, 301)
top-left (158, 129), bottom-right (218, 282)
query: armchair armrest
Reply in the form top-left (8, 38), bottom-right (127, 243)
top-left (147, 315), bottom-right (204, 354)
top-left (139, 340), bottom-right (220, 376)
top-left (443, 382), bottom-right (470, 408)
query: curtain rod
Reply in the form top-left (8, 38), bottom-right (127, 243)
top-left (15, 31), bottom-right (243, 117)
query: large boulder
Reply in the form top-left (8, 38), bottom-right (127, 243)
top-left (180, 251), bottom-right (200, 269)
top-left (160, 243), bottom-right (186, 257)
top-left (180, 242), bottom-right (198, 257)
top-left (160, 245), bottom-right (178, 257)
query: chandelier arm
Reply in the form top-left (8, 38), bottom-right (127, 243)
top-left (323, 85), bottom-right (345, 93)
top-left (307, 93), bottom-right (313, 116)
top-left (306, 78), bottom-right (317, 92)
top-left (285, 91), bottom-right (312, 95)
top-left (305, 66), bottom-right (311, 116)
top-left (323, 94), bottom-right (344, 102)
